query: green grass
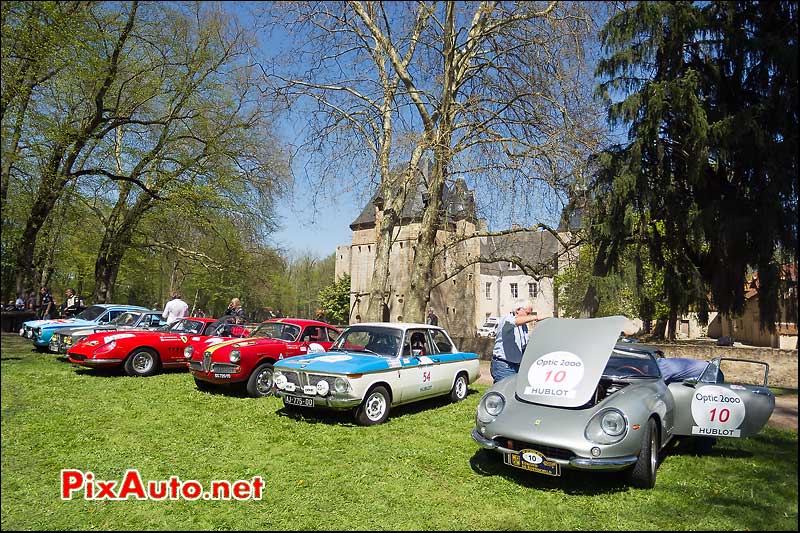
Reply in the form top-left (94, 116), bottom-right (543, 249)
top-left (2, 334), bottom-right (797, 531)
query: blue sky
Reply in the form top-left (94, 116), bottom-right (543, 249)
top-left (269, 188), bottom-right (361, 259)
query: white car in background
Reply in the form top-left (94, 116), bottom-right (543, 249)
top-left (477, 317), bottom-right (500, 338)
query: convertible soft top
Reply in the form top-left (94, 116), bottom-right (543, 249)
top-left (515, 316), bottom-right (629, 408)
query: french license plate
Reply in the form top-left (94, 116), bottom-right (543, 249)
top-left (284, 395), bottom-right (313, 407)
top-left (504, 449), bottom-right (560, 477)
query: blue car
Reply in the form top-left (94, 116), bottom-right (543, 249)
top-left (20, 304), bottom-right (151, 350)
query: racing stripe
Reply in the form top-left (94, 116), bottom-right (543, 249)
top-left (203, 337), bottom-right (248, 354)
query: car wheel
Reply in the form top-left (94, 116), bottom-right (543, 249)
top-left (449, 372), bottom-right (469, 402)
top-left (355, 385), bottom-right (391, 425)
top-left (627, 417), bottom-right (659, 489)
top-left (246, 362), bottom-right (274, 398)
top-left (194, 377), bottom-right (214, 392)
top-left (124, 348), bottom-right (159, 377)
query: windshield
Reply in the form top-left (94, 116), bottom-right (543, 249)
top-left (602, 350), bottom-right (660, 379)
top-left (113, 312), bottom-right (142, 326)
top-left (330, 326), bottom-right (402, 358)
top-left (248, 322), bottom-right (300, 341)
top-left (481, 322), bottom-right (496, 328)
top-left (168, 319), bottom-right (206, 334)
top-left (75, 306), bottom-right (106, 321)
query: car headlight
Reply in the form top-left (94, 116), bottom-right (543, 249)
top-left (35, 327), bottom-right (42, 335)
top-left (316, 379), bottom-right (330, 396)
top-left (274, 371), bottom-right (287, 390)
top-left (600, 410), bottom-right (626, 436)
top-left (229, 350), bottom-right (240, 363)
top-left (333, 377), bottom-right (350, 394)
top-left (478, 392), bottom-right (506, 423)
top-left (585, 408), bottom-right (628, 445)
top-left (184, 346), bottom-right (194, 359)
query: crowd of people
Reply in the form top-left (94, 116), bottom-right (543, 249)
top-left (3, 287), bottom-right (252, 325)
top-left (2, 286), bottom-right (84, 319)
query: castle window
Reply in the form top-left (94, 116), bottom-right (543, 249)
top-left (509, 262), bottom-right (519, 270)
top-left (529, 282), bottom-right (538, 298)
top-left (510, 283), bottom-right (518, 298)
top-left (485, 282), bottom-right (492, 300)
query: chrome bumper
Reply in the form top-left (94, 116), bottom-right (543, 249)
top-left (274, 390), bottom-right (361, 409)
top-left (471, 428), bottom-right (638, 471)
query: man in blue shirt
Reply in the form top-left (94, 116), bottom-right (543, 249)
top-left (490, 300), bottom-right (538, 383)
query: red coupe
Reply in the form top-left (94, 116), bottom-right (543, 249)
top-left (186, 318), bottom-right (341, 397)
top-left (67, 317), bottom-right (248, 377)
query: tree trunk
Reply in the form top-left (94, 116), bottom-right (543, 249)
top-left (14, 146), bottom-right (67, 295)
top-left (667, 306), bottom-right (678, 342)
top-left (406, 155), bottom-right (447, 322)
top-left (92, 189), bottom-right (149, 303)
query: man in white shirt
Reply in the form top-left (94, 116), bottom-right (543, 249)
top-left (490, 299), bottom-right (538, 383)
top-left (162, 291), bottom-right (189, 324)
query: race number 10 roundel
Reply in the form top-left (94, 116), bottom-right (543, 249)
top-left (690, 385), bottom-right (746, 437)
top-left (524, 351), bottom-right (585, 399)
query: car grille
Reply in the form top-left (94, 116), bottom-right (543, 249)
top-left (189, 360), bottom-right (203, 371)
top-left (211, 363), bottom-right (238, 374)
top-left (70, 354), bottom-right (87, 361)
top-left (307, 374), bottom-right (337, 388)
top-left (494, 436), bottom-right (575, 462)
top-left (203, 352), bottom-right (212, 372)
top-left (282, 371), bottom-right (303, 387)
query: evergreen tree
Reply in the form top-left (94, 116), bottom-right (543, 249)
top-left (592, 1), bottom-right (797, 337)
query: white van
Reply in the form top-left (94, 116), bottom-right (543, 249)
top-left (476, 316), bottom-right (500, 337)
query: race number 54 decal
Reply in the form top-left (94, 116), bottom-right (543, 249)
top-left (524, 351), bottom-right (585, 399)
top-left (690, 385), bottom-right (746, 437)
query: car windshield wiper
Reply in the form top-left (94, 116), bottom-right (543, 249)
top-left (604, 373), bottom-right (657, 380)
top-left (347, 348), bottom-right (381, 356)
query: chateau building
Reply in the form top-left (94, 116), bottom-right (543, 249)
top-left (335, 168), bottom-right (575, 337)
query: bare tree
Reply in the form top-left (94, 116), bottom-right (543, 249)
top-left (266, 1), bottom-right (605, 321)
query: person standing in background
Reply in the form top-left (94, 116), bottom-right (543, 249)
top-left (61, 288), bottom-right (84, 317)
top-left (38, 287), bottom-right (54, 320)
top-left (426, 307), bottom-right (439, 326)
top-left (490, 300), bottom-right (538, 383)
top-left (225, 298), bottom-right (245, 323)
top-left (162, 291), bottom-right (189, 324)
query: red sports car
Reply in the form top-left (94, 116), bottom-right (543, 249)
top-left (67, 317), bottom-right (248, 377)
top-left (186, 318), bottom-right (341, 397)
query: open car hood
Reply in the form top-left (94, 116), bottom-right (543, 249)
top-left (514, 316), bottom-right (628, 408)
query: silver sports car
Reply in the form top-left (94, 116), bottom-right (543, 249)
top-left (471, 316), bottom-right (775, 489)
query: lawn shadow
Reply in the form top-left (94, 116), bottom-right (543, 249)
top-left (192, 382), bottom-right (250, 398)
top-left (272, 387), bottom-right (481, 427)
top-left (72, 366), bottom-right (190, 379)
top-left (468, 448), bottom-right (630, 495)
top-left (666, 437), bottom-right (754, 459)
top-left (276, 405), bottom-right (358, 427)
top-left (73, 367), bottom-right (125, 377)
top-left (0, 356), bottom-right (23, 361)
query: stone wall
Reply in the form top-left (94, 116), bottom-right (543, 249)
top-left (451, 336), bottom-right (798, 389)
